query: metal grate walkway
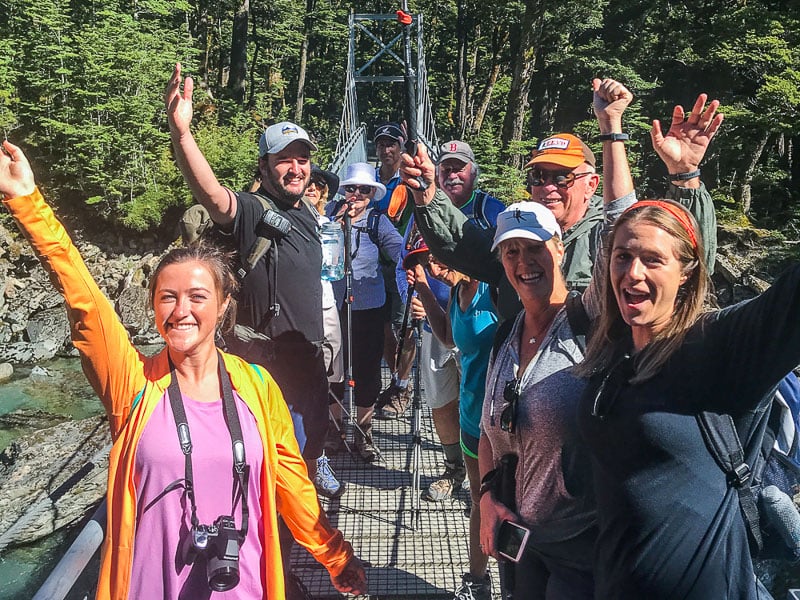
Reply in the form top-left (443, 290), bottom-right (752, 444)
top-left (291, 370), bottom-right (501, 599)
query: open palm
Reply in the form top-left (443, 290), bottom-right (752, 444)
top-left (651, 94), bottom-right (724, 172)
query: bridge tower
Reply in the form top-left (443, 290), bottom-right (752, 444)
top-left (331, 10), bottom-right (439, 176)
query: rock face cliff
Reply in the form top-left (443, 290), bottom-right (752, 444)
top-left (0, 220), bottom-right (165, 365)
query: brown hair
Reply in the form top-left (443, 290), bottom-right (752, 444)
top-left (575, 200), bottom-right (710, 383)
top-left (148, 242), bottom-right (239, 334)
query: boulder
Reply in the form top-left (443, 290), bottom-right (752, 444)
top-left (0, 362), bottom-right (12, 384)
top-left (0, 415), bottom-right (110, 550)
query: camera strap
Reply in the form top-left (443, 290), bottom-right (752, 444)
top-left (166, 351), bottom-right (250, 543)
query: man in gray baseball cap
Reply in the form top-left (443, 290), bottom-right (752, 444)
top-left (165, 66), bottom-right (348, 500)
top-left (259, 121), bottom-right (317, 157)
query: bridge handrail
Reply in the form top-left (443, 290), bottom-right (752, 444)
top-left (32, 501), bottom-right (106, 600)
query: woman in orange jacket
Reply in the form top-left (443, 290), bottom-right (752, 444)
top-left (0, 140), bottom-right (367, 600)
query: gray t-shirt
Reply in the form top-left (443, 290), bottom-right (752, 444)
top-left (482, 309), bottom-right (596, 545)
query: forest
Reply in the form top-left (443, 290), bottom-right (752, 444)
top-left (1, 0), bottom-right (799, 241)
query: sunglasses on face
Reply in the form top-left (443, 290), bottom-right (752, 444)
top-left (344, 185), bottom-right (374, 195)
top-left (308, 179), bottom-right (327, 189)
top-left (501, 378), bottom-right (521, 433)
top-left (527, 169), bottom-right (593, 190)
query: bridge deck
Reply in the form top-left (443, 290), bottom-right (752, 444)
top-left (292, 374), bottom-right (501, 599)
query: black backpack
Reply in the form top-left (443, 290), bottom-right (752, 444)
top-left (698, 373), bottom-right (800, 563)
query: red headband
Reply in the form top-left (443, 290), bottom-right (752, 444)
top-left (625, 200), bottom-right (698, 249)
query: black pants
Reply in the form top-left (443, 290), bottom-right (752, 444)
top-left (500, 525), bottom-right (596, 600)
top-left (266, 346), bottom-right (329, 460)
top-left (333, 307), bottom-right (384, 408)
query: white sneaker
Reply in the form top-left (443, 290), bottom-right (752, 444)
top-left (314, 452), bottom-right (345, 498)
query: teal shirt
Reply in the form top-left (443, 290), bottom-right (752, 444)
top-left (449, 281), bottom-right (499, 439)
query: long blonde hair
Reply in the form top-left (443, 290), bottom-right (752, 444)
top-left (575, 200), bottom-right (710, 383)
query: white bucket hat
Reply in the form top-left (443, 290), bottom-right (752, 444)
top-left (337, 162), bottom-right (387, 201)
top-left (491, 202), bottom-right (562, 251)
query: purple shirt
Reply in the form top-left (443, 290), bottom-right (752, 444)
top-left (130, 391), bottom-right (265, 599)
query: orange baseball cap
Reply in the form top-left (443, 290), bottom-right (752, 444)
top-left (524, 133), bottom-right (595, 170)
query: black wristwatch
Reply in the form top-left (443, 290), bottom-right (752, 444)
top-left (597, 132), bottom-right (629, 142)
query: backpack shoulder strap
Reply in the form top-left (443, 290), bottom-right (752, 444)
top-left (241, 192), bottom-right (276, 277)
top-left (367, 207), bottom-right (381, 246)
top-left (564, 290), bottom-right (590, 353)
top-left (473, 190), bottom-right (488, 229)
top-left (697, 410), bottom-right (764, 553)
top-left (491, 317), bottom-right (515, 362)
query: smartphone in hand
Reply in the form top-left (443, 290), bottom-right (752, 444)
top-left (496, 520), bottom-right (530, 563)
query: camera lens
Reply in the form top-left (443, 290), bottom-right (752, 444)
top-left (206, 520), bottom-right (240, 592)
top-left (208, 564), bottom-right (240, 592)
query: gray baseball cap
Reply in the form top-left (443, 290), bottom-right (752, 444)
top-left (259, 121), bottom-right (317, 156)
top-left (438, 140), bottom-right (476, 164)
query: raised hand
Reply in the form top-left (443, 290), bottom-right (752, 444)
top-left (164, 63), bottom-right (195, 137)
top-left (592, 78), bottom-right (634, 131)
top-left (650, 93), bottom-right (724, 175)
top-left (0, 141), bottom-right (36, 199)
top-left (330, 556), bottom-right (367, 595)
top-left (399, 143), bottom-right (436, 204)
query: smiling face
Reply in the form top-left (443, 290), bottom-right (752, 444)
top-left (528, 161), bottom-right (599, 232)
top-left (438, 159), bottom-right (476, 207)
top-left (498, 237), bottom-right (565, 307)
top-left (610, 221), bottom-right (689, 350)
top-left (344, 185), bottom-right (375, 218)
top-left (260, 140), bottom-right (311, 205)
top-left (153, 261), bottom-right (230, 357)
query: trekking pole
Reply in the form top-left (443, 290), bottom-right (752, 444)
top-left (409, 316), bottom-right (424, 530)
top-left (342, 207), bottom-right (356, 448)
top-left (394, 281), bottom-right (415, 372)
top-left (398, 1), bottom-right (428, 192)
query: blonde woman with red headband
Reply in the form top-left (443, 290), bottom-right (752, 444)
top-left (575, 199), bottom-right (797, 598)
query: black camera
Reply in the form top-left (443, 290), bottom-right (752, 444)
top-left (255, 208), bottom-right (292, 240)
top-left (182, 515), bottom-right (241, 591)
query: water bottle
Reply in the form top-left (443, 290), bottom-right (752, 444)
top-left (320, 220), bottom-right (345, 281)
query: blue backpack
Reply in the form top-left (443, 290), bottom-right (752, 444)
top-left (698, 372), bottom-right (800, 562)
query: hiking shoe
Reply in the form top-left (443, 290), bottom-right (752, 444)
top-left (454, 572), bottom-right (492, 600)
top-left (377, 385), bottom-right (412, 419)
top-left (324, 420), bottom-right (345, 454)
top-left (374, 382), bottom-right (398, 412)
top-left (356, 434), bottom-right (379, 463)
top-left (314, 453), bottom-right (345, 498)
top-left (422, 460), bottom-right (466, 501)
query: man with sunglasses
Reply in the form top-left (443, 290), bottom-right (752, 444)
top-left (409, 79), bottom-right (718, 322)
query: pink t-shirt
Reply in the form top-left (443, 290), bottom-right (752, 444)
top-left (130, 391), bottom-right (265, 599)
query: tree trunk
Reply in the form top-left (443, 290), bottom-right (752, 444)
top-left (454, 0), bottom-right (469, 137)
top-left (737, 130), bottom-right (770, 215)
top-left (295, 0), bottom-right (315, 123)
top-left (472, 26), bottom-right (508, 136)
top-left (501, 0), bottom-right (544, 167)
top-left (228, 0), bottom-right (249, 104)
top-left (248, 16), bottom-right (259, 108)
